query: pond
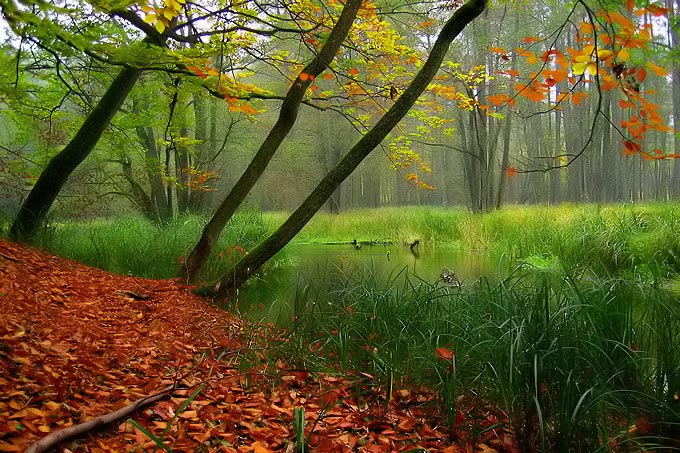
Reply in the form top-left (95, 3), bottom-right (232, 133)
top-left (236, 241), bottom-right (502, 323)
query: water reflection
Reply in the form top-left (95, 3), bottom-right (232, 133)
top-left (236, 242), bottom-right (498, 323)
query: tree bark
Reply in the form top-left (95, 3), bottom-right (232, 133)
top-left (10, 66), bottom-right (143, 241)
top-left (212, 0), bottom-right (487, 298)
top-left (180, 0), bottom-right (363, 283)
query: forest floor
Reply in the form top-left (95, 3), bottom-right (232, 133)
top-left (0, 239), bottom-right (517, 453)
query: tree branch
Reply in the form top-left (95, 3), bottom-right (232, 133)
top-left (25, 384), bottom-right (176, 453)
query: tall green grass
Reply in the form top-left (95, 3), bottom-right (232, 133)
top-left (295, 203), bottom-right (680, 278)
top-left (28, 210), bottom-right (275, 281)
top-left (5, 203), bottom-right (680, 280)
top-left (276, 264), bottom-right (680, 451)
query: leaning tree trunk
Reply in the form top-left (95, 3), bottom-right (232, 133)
top-left (180, 0), bottom-right (363, 283)
top-left (211, 0), bottom-right (488, 298)
top-left (9, 66), bottom-right (143, 241)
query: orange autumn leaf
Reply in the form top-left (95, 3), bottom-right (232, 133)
top-left (580, 21), bottom-right (595, 34)
top-left (323, 73), bottom-right (334, 80)
top-left (498, 69), bottom-right (520, 77)
top-left (542, 69), bottom-right (568, 83)
top-left (252, 441), bottom-right (271, 453)
top-left (515, 48), bottom-right (538, 64)
top-left (515, 81), bottom-right (548, 102)
top-left (488, 93), bottom-right (515, 107)
top-left (348, 68), bottom-right (359, 76)
top-left (623, 140), bottom-right (641, 155)
top-left (187, 65), bottom-right (207, 80)
top-left (636, 67), bottom-right (648, 83)
top-left (641, 151), bottom-right (661, 160)
top-left (435, 347), bottom-right (454, 361)
top-left (646, 62), bottom-right (668, 77)
top-left (557, 92), bottom-right (571, 104)
top-left (571, 91), bottom-right (589, 105)
top-left (228, 101), bottom-right (258, 115)
top-left (299, 72), bottom-right (315, 82)
top-left (523, 36), bottom-right (541, 43)
top-left (635, 4), bottom-right (669, 16)
top-left (600, 74), bottom-right (619, 90)
top-left (541, 49), bottom-right (567, 67)
top-left (506, 166), bottom-right (517, 177)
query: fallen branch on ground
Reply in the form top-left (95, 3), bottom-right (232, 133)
top-left (25, 384), bottom-right (176, 453)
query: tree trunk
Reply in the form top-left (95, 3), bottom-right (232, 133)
top-left (181, 0), bottom-right (363, 283)
top-left (176, 126), bottom-right (191, 213)
top-left (119, 156), bottom-right (156, 220)
top-left (133, 97), bottom-right (171, 223)
top-left (668, 0), bottom-right (680, 197)
top-left (212, 0), bottom-right (487, 298)
top-left (10, 66), bottom-right (143, 241)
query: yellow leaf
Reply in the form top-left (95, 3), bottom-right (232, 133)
top-left (646, 61), bottom-right (668, 77)
top-left (596, 49), bottom-right (613, 59)
top-left (617, 48), bottom-right (630, 61)
top-left (154, 20), bottom-right (166, 33)
top-left (573, 61), bottom-right (597, 76)
top-left (143, 12), bottom-right (156, 24)
top-left (572, 62), bottom-right (588, 75)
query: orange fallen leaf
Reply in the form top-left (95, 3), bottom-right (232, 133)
top-left (435, 347), bottom-right (454, 361)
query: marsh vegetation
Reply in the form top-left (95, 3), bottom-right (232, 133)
top-left (7, 203), bottom-right (680, 450)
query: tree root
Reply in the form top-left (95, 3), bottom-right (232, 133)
top-left (25, 384), bottom-right (175, 453)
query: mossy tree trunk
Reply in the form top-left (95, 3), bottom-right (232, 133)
top-left (212, 0), bottom-right (488, 299)
top-left (9, 66), bottom-right (144, 241)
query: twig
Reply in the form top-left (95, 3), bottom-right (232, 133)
top-left (118, 290), bottom-right (150, 300)
top-left (25, 384), bottom-right (176, 453)
top-left (0, 252), bottom-right (20, 263)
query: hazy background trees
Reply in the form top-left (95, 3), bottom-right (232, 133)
top-left (0, 0), bottom-right (678, 227)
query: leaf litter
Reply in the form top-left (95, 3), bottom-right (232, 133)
top-left (0, 239), bottom-right (517, 452)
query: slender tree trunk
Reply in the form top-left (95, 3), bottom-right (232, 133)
top-left (190, 94), bottom-right (211, 213)
top-left (133, 96), bottom-right (171, 223)
top-left (211, 0), bottom-right (487, 298)
top-left (10, 66), bottom-right (143, 241)
top-left (668, 0), bottom-right (680, 197)
top-left (495, 37), bottom-right (518, 209)
top-left (119, 156), bottom-right (156, 220)
top-left (180, 0), bottom-right (363, 283)
top-left (176, 126), bottom-right (191, 213)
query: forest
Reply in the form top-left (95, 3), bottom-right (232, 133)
top-left (1, 0), bottom-right (680, 451)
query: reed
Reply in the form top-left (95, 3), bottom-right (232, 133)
top-left (276, 262), bottom-right (680, 450)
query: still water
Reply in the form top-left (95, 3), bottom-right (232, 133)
top-left (236, 242), bottom-right (500, 323)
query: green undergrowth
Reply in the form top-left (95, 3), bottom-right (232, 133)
top-left (25, 210), bottom-right (277, 281)
top-left (273, 264), bottom-right (680, 451)
top-left (294, 203), bottom-right (680, 278)
top-left (4, 203), bottom-right (680, 281)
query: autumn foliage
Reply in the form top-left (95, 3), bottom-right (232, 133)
top-left (490, 0), bottom-right (675, 165)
